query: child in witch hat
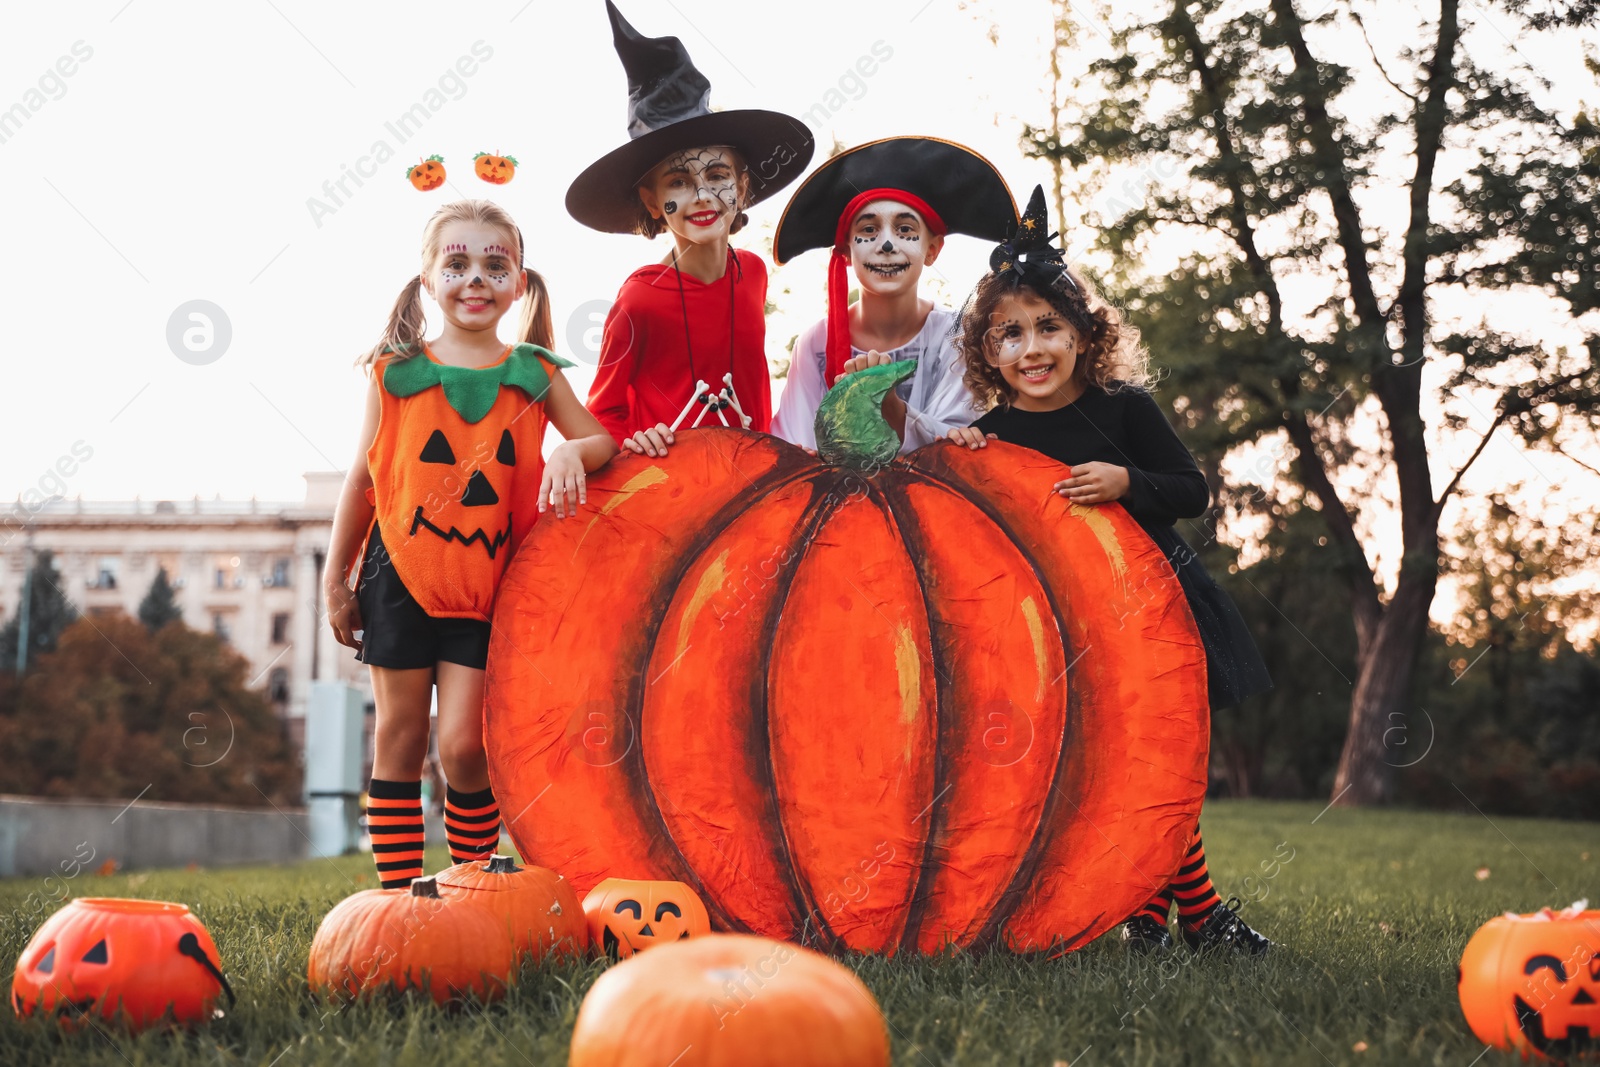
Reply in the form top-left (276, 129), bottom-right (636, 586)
top-left (949, 186), bottom-right (1275, 956)
top-left (568, 1), bottom-right (814, 456)
top-left (769, 137), bottom-right (1017, 452)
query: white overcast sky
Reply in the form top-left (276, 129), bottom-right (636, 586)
top-left (3, 0), bottom-right (1596, 531)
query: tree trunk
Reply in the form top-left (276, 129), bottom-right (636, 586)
top-left (1331, 562), bottom-right (1438, 805)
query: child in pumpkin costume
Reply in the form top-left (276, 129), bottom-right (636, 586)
top-left (325, 199), bottom-right (617, 889)
top-left (770, 137), bottom-right (1016, 452)
top-left (948, 187), bottom-right (1274, 956)
top-left (569, 1), bottom-right (813, 455)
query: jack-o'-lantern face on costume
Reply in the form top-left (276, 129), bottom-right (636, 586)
top-left (409, 423), bottom-right (519, 558)
top-left (847, 199), bottom-right (943, 300)
top-left (582, 878), bottom-right (711, 960)
top-left (638, 146), bottom-right (749, 248)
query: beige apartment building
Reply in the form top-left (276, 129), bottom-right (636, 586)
top-left (0, 472), bottom-right (371, 746)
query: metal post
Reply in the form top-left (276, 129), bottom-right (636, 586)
top-left (14, 533), bottom-right (34, 675)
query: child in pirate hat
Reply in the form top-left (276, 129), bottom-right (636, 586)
top-left (569, 1), bottom-right (815, 455)
top-left (769, 136), bottom-right (1017, 452)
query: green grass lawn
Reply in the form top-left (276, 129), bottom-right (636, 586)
top-left (2, 798), bottom-right (1596, 1066)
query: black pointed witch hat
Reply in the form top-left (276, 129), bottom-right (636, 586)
top-left (565, 1), bottom-right (816, 234)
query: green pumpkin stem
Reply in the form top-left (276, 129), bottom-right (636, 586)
top-left (813, 360), bottom-right (917, 469)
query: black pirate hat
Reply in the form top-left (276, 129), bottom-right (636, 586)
top-left (772, 136), bottom-right (1018, 382)
top-left (773, 136), bottom-right (1017, 264)
top-left (566, 1), bottom-right (816, 234)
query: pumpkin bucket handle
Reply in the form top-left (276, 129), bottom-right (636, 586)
top-left (176, 932), bottom-right (236, 1010)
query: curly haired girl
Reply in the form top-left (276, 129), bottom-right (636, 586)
top-left (949, 186), bottom-right (1273, 956)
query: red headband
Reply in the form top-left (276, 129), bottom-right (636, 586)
top-left (825, 188), bottom-right (948, 387)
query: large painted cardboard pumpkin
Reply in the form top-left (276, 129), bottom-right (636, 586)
top-left (485, 362), bottom-right (1210, 955)
top-left (306, 877), bottom-right (516, 1006)
top-left (1459, 904), bottom-right (1600, 1062)
top-left (583, 878), bottom-right (712, 960)
top-left (569, 933), bottom-right (890, 1067)
top-left (11, 898), bottom-right (234, 1030)
top-left (435, 854), bottom-right (587, 960)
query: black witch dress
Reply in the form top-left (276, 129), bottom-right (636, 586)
top-left (974, 384), bottom-right (1272, 710)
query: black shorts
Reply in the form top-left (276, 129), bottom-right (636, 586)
top-left (355, 523), bottom-right (491, 671)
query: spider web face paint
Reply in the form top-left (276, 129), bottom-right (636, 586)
top-left (643, 146), bottom-right (742, 247)
top-left (848, 199), bottom-right (932, 298)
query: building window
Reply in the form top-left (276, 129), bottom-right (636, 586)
top-left (266, 558), bottom-right (292, 588)
top-left (271, 612), bottom-right (290, 645)
top-left (214, 555), bottom-right (243, 590)
top-left (268, 668), bottom-right (290, 704)
top-left (212, 612), bottom-right (232, 643)
top-left (89, 557), bottom-right (119, 590)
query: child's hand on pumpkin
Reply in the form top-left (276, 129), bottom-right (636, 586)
top-left (1055, 462), bottom-right (1130, 504)
top-left (623, 422), bottom-right (674, 458)
top-left (326, 580), bottom-right (363, 650)
top-left (839, 349), bottom-right (893, 378)
top-left (540, 442), bottom-right (589, 519)
top-left (946, 427), bottom-right (995, 450)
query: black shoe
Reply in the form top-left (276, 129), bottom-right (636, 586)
top-left (1119, 915), bottom-right (1175, 953)
top-left (1181, 898), bottom-right (1272, 956)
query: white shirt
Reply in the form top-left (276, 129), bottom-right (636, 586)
top-left (770, 307), bottom-right (981, 453)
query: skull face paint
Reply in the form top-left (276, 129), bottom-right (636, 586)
top-left (425, 222), bottom-right (525, 332)
top-left (640, 146), bottom-right (745, 248)
top-left (848, 200), bottom-right (942, 299)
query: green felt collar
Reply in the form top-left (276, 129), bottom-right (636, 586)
top-left (382, 344), bottom-right (576, 423)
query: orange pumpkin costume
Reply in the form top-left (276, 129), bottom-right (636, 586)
top-left (363, 342), bottom-right (573, 623)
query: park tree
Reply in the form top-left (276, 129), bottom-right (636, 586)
top-left (138, 566), bottom-right (184, 632)
top-left (0, 550), bottom-right (79, 673)
top-left (0, 613), bottom-right (300, 806)
top-left (1030, 0), bottom-right (1600, 804)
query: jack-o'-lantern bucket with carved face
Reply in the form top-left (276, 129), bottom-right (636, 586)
top-left (11, 898), bottom-right (234, 1031)
top-left (1459, 902), bottom-right (1600, 1062)
top-left (583, 878), bottom-right (710, 960)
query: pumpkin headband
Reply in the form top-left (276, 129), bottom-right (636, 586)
top-left (406, 152), bottom-right (520, 191)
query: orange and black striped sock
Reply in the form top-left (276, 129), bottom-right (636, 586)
top-left (444, 784), bottom-right (501, 865)
top-left (1138, 888), bottom-right (1175, 924)
top-left (367, 778), bottom-right (425, 889)
top-left (1173, 832), bottom-right (1222, 930)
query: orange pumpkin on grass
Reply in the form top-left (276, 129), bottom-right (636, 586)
top-left (1459, 903), bottom-right (1600, 1062)
top-left (473, 151), bottom-right (518, 184)
top-left (583, 878), bottom-right (711, 960)
top-left (435, 854), bottom-right (586, 960)
top-left (306, 876), bottom-right (515, 1006)
top-left (485, 361), bottom-right (1210, 956)
top-left (406, 154), bottom-right (446, 191)
top-left (11, 898), bottom-right (234, 1030)
top-left (569, 933), bottom-right (889, 1067)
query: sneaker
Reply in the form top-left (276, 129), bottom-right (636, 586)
top-left (1181, 898), bottom-right (1272, 956)
top-left (1119, 915), bottom-right (1175, 953)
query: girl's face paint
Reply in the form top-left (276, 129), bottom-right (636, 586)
top-left (640, 146), bottom-right (744, 248)
top-left (424, 222), bottom-right (525, 333)
top-left (988, 289), bottom-right (1085, 410)
top-left (847, 200), bottom-right (942, 299)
